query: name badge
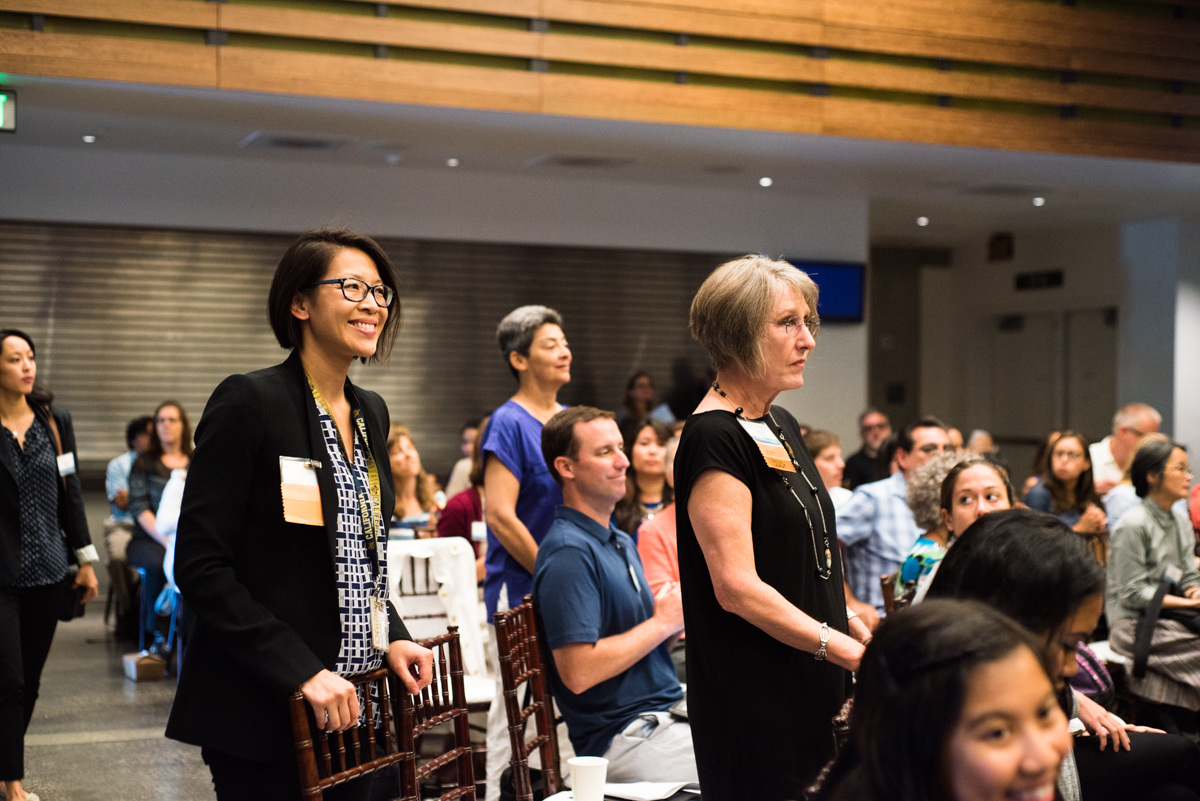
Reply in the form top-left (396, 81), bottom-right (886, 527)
top-left (56, 452), bottom-right (76, 477)
top-left (1166, 564), bottom-right (1184, 585)
top-left (279, 456), bottom-right (323, 526)
top-left (371, 596), bottom-right (390, 652)
top-left (470, 520), bottom-right (488, 542)
top-left (736, 419), bottom-right (796, 473)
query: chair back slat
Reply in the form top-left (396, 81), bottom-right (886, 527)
top-left (397, 627), bottom-right (477, 801)
top-left (289, 667), bottom-right (410, 800)
top-left (493, 595), bottom-right (561, 801)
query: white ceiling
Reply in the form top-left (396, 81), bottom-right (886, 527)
top-left (5, 75), bottom-right (1200, 246)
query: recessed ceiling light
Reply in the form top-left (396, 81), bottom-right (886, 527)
top-left (759, 176), bottom-right (773, 187)
top-left (917, 216), bottom-right (930, 227)
top-left (446, 157), bottom-right (460, 167)
top-left (82, 135), bottom-right (96, 143)
top-left (1032, 196), bottom-right (1046, 206)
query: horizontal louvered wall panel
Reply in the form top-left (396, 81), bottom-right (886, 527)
top-left (0, 221), bottom-right (720, 475)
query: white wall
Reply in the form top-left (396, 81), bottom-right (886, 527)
top-left (1174, 220), bottom-right (1200, 452)
top-left (1119, 219), bottom-right (1179, 430)
top-left (0, 142), bottom-right (870, 445)
top-left (921, 225), bottom-right (1123, 436)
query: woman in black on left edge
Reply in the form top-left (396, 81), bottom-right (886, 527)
top-left (166, 229), bottom-right (433, 801)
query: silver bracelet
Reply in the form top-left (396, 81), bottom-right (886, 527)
top-left (815, 622), bottom-right (830, 661)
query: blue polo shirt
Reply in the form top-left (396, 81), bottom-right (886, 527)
top-left (481, 400), bottom-right (564, 617)
top-left (532, 506), bottom-right (682, 757)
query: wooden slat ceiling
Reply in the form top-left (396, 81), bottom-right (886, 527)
top-left (1, 0), bottom-right (1199, 161)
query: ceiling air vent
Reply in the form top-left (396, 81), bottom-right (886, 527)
top-left (239, 130), bottom-right (350, 151)
top-left (524, 153), bottom-right (635, 169)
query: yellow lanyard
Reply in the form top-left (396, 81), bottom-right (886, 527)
top-left (306, 372), bottom-right (385, 592)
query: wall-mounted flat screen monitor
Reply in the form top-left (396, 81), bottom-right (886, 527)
top-left (787, 260), bottom-right (865, 322)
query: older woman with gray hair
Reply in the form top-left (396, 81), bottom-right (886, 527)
top-left (675, 256), bottom-right (871, 800)
top-left (479, 305), bottom-right (572, 801)
top-left (893, 451), bottom-right (961, 603)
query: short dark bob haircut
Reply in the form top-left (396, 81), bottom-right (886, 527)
top-left (267, 228), bottom-right (401, 363)
top-left (808, 599), bottom-right (1054, 801)
top-left (1131, 438), bottom-right (1186, 498)
top-left (925, 507), bottom-right (1105, 640)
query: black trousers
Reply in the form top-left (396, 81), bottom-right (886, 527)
top-left (0, 583), bottom-right (61, 781)
top-left (126, 534), bottom-right (166, 639)
top-left (203, 749), bottom-right (377, 801)
top-left (1076, 730), bottom-right (1200, 801)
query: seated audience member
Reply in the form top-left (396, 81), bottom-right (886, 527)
top-left (803, 429), bottom-right (852, 509)
top-left (1024, 431), bottom-right (1108, 535)
top-left (1024, 430), bottom-right (1060, 496)
top-left (444, 418), bottom-right (481, 499)
top-left (837, 416), bottom-right (952, 616)
top-left (1193, 484), bottom-right (1200, 539)
top-left (1107, 439), bottom-right (1200, 735)
top-left (927, 508), bottom-right (1200, 801)
top-left (894, 451), bottom-right (961, 603)
top-left (533, 407), bottom-right (693, 784)
top-left (809, 599), bottom-right (1073, 801)
top-left (387, 424), bottom-right (441, 539)
top-left (636, 435), bottom-right (685, 682)
top-left (1091, 403), bottom-right (1163, 497)
top-left (874, 433), bottom-right (900, 482)
top-left (843, 409), bottom-right (891, 490)
top-left (908, 454), bottom-right (1015, 604)
top-left (105, 416), bottom-right (153, 563)
top-left (1105, 433), bottom-right (1182, 529)
top-left (946, 427), bottom-right (964, 451)
top-left (614, 418), bottom-right (672, 539)
top-left (438, 415), bottom-right (489, 581)
top-left (966, 428), bottom-right (995, 455)
top-left (128, 401), bottom-right (192, 650)
top-left (619, 371), bottom-right (675, 427)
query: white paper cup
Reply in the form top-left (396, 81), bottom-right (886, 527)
top-left (568, 756), bottom-right (609, 801)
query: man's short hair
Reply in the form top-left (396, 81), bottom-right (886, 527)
top-left (497, 305), bottom-right (564, 381)
top-left (126, 416), bottom-right (154, 449)
top-left (1113, 402), bottom-right (1162, 433)
top-left (858, 409), bottom-right (888, 428)
top-left (897, 416), bottom-right (948, 454)
top-left (542, 407), bottom-right (616, 487)
top-left (689, 255), bottom-right (819, 378)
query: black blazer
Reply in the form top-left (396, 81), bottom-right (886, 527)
top-left (166, 351), bottom-right (411, 762)
top-left (0, 403), bottom-right (92, 587)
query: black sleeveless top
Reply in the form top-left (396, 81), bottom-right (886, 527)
top-left (675, 407), bottom-right (852, 800)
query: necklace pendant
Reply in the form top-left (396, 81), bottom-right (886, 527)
top-left (825, 546), bottom-right (833, 566)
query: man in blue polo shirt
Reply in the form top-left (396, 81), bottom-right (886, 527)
top-left (533, 406), bottom-right (694, 784)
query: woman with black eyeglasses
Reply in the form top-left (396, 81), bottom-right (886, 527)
top-left (166, 228), bottom-right (433, 801)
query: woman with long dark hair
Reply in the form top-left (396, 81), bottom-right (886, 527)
top-left (927, 508), bottom-right (1200, 801)
top-left (810, 599), bottom-right (1072, 801)
top-left (0, 329), bottom-right (99, 801)
top-left (165, 229), bottom-right (432, 801)
top-left (1024, 431), bottom-right (1107, 535)
top-left (614, 417), bottom-right (673, 537)
top-left (127, 400), bottom-right (192, 649)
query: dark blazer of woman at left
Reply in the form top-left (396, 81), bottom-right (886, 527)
top-left (166, 229), bottom-right (433, 801)
top-left (0, 329), bottom-right (99, 801)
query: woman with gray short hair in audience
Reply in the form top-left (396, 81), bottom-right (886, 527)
top-left (675, 255), bottom-right (871, 800)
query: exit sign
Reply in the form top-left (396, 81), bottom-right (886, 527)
top-left (0, 89), bottom-right (14, 132)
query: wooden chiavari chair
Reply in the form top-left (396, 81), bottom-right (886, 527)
top-left (493, 595), bottom-right (561, 801)
top-left (289, 667), bottom-right (407, 800)
top-left (397, 626), bottom-right (477, 801)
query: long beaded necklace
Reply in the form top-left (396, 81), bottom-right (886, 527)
top-left (712, 380), bottom-right (833, 580)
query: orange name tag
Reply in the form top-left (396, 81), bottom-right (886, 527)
top-left (280, 456), bottom-right (323, 526)
top-left (737, 419), bottom-right (796, 473)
